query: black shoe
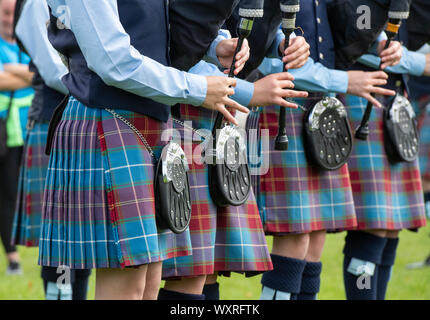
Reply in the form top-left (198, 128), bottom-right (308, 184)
top-left (6, 261), bottom-right (23, 275)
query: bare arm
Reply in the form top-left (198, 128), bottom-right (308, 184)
top-left (3, 64), bottom-right (34, 84)
top-left (0, 71), bottom-right (31, 91)
top-left (424, 54), bottom-right (430, 77)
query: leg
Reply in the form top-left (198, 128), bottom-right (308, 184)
top-left (203, 273), bottom-right (220, 300)
top-left (95, 266), bottom-right (148, 300)
top-left (343, 230), bottom-right (388, 300)
top-left (376, 230), bottom-right (400, 300)
top-left (72, 269), bottom-right (92, 300)
top-left (142, 261), bottom-right (162, 300)
top-left (159, 276), bottom-right (207, 300)
top-left (297, 230), bottom-right (326, 300)
top-left (0, 147), bottom-right (23, 273)
top-left (260, 233), bottom-right (309, 300)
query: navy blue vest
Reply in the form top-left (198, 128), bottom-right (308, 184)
top-left (296, 0), bottom-right (335, 69)
top-left (27, 62), bottom-right (65, 122)
top-left (48, 0), bottom-right (171, 122)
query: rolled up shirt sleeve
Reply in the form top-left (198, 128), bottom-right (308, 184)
top-left (48, 0), bottom-right (208, 106)
top-left (16, 0), bottom-right (69, 95)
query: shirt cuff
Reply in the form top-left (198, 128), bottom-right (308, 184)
top-left (327, 69), bottom-right (349, 94)
top-left (399, 50), bottom-right (426, 76)
top-left (203, 29), bottom-right (231, 69)
top-left (231, 78), bottom-right (254, 107)
top-left (184, 72), bottom-right (208, 106)
top-left (267, 29), bottom-right (288, 59)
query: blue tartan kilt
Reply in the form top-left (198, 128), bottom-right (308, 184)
top-left (39, 97), bottom-right (192, 269)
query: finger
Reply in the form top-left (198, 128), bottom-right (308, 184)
top-left (281, 89), bottom-right (308, 98)
top-left (283, 46), bottom-right (308, 64)
top-left (236, 39), bottom-right (249, 60)
top-left (364, 94), bottom-right (382, 108)
top-left (274, 71), bottom-right (295, 81)
top-left (371, 71), bottom-right (389, 80)
top-left (224, 97), bottom-right (249, 114)
top-left (218, 105), bottom-right (239, 126)
top-left (369, 78), bottom-right (388, 86)
top-left (276, 98), bottom-right (299, 109)
top-left (227, 87), bottom-right (235, 96)
top-left (286, 55), bottom-right (309, 69)
top-left (278, 80), bottom-right (295, 89)
top-left (369, 87), bottom-right (396, 96)
top-left (226, 77), bottom-right (237, 87)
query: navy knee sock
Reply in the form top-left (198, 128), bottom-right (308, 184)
top-left (343, 231), bottom-right (387, 300)
top-left (297, 261), bottom-right (322, 300)
top-left (202, 282), bottom-right (220, 300)
top-left (260, 254), bottom-right (307, 300)
top-left (72, 269), bottom-right (92, 300)
top-left (158, 288), bottom-right (205, 300)
top-left (377, 238), bottom-right (399, 300)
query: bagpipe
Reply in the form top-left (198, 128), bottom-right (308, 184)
top-left (352, 0), bottom-right (419, 163)
top-left (327, 0), bottom-right (411, 70)
top-left (209, 0), bottom-right (264, 207)
top-left (227, 0), bottom-right (354, 170)
top-left (275, 0), bottom-right (354, 170)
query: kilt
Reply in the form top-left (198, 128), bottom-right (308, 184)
top-left (413, 95), bottom-right (430, 180)
top-left (161, 104), bottom-right (272, 279)
top-left (12, 121), bottom-right (50, 247)
top-left (339, 94), bottom-right (427, 230)
top-left (257, 97), bottom-right (357, 235)
top-left (38, 97), bottom-right (192, 269)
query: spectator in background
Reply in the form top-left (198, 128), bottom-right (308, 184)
top-left (0, 0), bottom-right (33, 275)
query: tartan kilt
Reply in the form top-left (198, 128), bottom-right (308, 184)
top-left (339, 94), bottom-right (427, 230)
top-left (257, 98), bottom-right (357, 235)
top-left (38, 97), bottom-right (192, 269)
top-left (412, 96), bottom-right (430, 180)
top-left (12, 121), bottom-right (50, 247)
top-left (161, 104), bottom-right (272, 279)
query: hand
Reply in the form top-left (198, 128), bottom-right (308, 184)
top-left (424, 53), bottom-right (430, 76)
top-left (249, 72), bottom-right (308, 108)
top-left (216, 38), bottom-right (250, 75)
top-left (202, 76), bottom-right (249, 125)
top-left (279, 36), bottom-right (310, 70)
top-left (347, 70), bottom-right (396, 108)
top-left (377, 40), bottom-right (402, 69)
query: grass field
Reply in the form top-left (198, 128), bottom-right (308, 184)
top-left (1, 224), bottom-right (429, 300)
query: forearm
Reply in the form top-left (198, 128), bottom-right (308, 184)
top-left (2, 64), bottom-right (34, 84)
top-left (424, 54), bottom-right (430, 77)
top-left (0, 72), bottom-right (31, 90)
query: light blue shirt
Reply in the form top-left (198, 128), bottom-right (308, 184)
top-left (258, 57), bottom-right (349, 94)
top-left (47, 0), bottom-right (209, 107)
top-left (15, 0), bottom-right (69, 95)
top-left (357, 47), bottom-right (426, 76)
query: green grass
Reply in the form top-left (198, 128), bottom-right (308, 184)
top-left (1, 224), bottom-right (429, 300)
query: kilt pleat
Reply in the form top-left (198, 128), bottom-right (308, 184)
top-left (39, 97), bottom-right (191, 269)
top-left (413, 96), bottom-right (430, 180)
top-left (339, 94), bottom-right (427, 230)
top-left (161, 104), bottom-right (272, 279)
top-left (12, 122), bottom-right (50, 247)
top-left (257, 100), bottom-right (357, 235)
